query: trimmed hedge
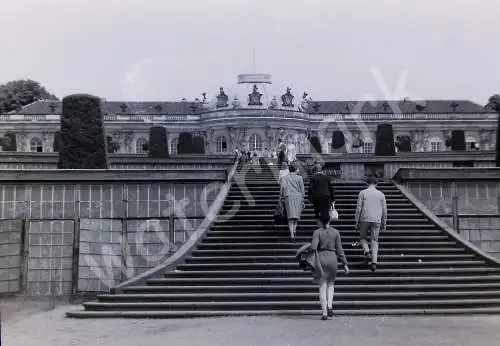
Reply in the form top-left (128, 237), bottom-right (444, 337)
top-left (192, 136), bottom-right (205, 154)
top-left (309, 136), bottom-right (322, 153)
top-left (375, 123), bottom-right (396, 156)
top-left (57, 94), bottom-right (108, 169)
top-left (331, 130), bottom-right (345, 149)
top-left (0, 131), bottom-right (17, 151)
top-left (148, 126), bottom-right (169, 158)
top-left (451, 130), bottom-right (466, 151)
top-left (177, 132), bottom-right (193, 154)
top-left (395, 135), bottom-right (411, 152)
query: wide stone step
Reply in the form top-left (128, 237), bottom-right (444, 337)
top-left (202, 235), bottom-right (451, 242)
top-left (164, 267), bottom-right (500, 279)
top-left (207, 229), bottom-right (443, 236)
top-left (221, 203), bottom-right (416, 209)
top-left (64, 306), bottom-right (500, 318)
top-left (96, 290), bottom-right (500, 303)
top-left (176, 261), bottom-right (485, 271)
top-left (191, 248), bottom-right (467, 256)
top-left (148, 274), bottom-right (500, 286)
top-left (81, 298), bottom-right (500, 312)
top-left (124, 282), bottom-right (500, 294)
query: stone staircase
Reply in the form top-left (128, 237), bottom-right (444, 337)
top-left (67, 164), bottom-right (500, 317)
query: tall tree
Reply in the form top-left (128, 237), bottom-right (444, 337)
top-left (375, 123), bottom-right (396, 156)
top-left (0, 79), bottom-right (58, 113)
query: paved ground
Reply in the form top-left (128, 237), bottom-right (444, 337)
top-left (2, 298), bottom-right (500, 346)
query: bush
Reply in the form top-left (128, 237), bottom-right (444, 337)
top-left (331, 130), bottom-right (345, 149)
top-left (106, 136), bottom-right (120, 153)
top-left (451, 130), bottom-right (466, 151)
top-left (192, 136), bottom-right (205, 154)
top-left (0, 131), bottom-right (17, 151)
top-left (395, 135), bottom-right (411, 152)
top-left (375, 123), bottom-right (395, 156)
top-left (148, 126), bottom-right (169, 158)
top-left (57, 94), bottom-right (108, 169)
top-left (309, 136), bottom-right (322, 153)
top-left (178, 132), bottom-right (193, 154)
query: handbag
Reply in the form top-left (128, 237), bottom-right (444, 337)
top-left (273, 199), bottom-right (287, 225)
top-left (329, 202), bottom-right (339, 221)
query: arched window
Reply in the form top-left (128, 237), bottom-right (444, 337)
top-left (249, 133), bottom-right (262, 152)
top-left (29, 137), bottom-right (43, 152)
top-left (466, 136), bottom-right (479, 151)
top-left (216, 136), bottom-right (227, 153)
top-left (430, 137), bottom-right (442, 152)
top-left (169, 138), bottom-right (178, 154)
top-left (362, 137), bottom-right (373, 153)
top-left (135, 138), bottom-right (147, 154)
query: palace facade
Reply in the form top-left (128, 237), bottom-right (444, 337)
top-left (0, 74), bottom-right (497, 155)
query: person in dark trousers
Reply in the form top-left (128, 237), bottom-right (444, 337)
top-left (308, 163), bottom-right (335, 226)
top-left (310, 214), bottom-right (349, 320)
top-left (277, 139), bottom-right (287, 166)
top-left (355, 176), bottom-right (387, 272)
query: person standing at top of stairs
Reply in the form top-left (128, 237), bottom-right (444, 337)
top-left (354, 176), bottom-right (387, 272)
top-left (307, 163), bottom-right (336, 227)
top-left (277, 139), bottom-right (287, 165)
top-left (279, 163), bottom-right (305, 240)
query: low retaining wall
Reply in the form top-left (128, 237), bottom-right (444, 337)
top-left (0, 169), bottom-right (226, 296)
top-left (394, 168), bottom-right (500, 259)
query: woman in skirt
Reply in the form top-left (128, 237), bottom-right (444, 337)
top-left (311, 215), bottom-right (349, 319)
top-left (279, 163), bottom-right (305, 239)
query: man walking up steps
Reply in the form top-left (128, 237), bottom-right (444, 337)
top-left (354, 176), bottom-right (387, 272)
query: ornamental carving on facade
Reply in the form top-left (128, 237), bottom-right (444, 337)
top-left (232, 96), bottom-right (240, 109)
top-left (281, 87), bottom-right (294, 107)
top-left (216, 87), bottom-right (229, 108)
top-left (269, 96), bottom-right (278, 109)
top-left (411, 129), bottom-right (430, 152)
top-left (248, 84), bottom-right (263, 106)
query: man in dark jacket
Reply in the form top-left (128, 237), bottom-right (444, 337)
top-left (308, 163), bottom-right (335, 225)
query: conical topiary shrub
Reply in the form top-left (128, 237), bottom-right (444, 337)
top-left (57, 94), bottom-right (108, 169)
top-left (148, 126), bottom-right (169, 158)
top-left (331, 130), bottom-right (345, 149)
top-left (375, 123), bottom-right (395, 156)
top-left (192, 136), bottom-right (205, 154)
top-left (451, 130), bottom-right (466, 151)
top-left (309, 136), bottom-right (322, 154)
top-left (0, 131), bottom-right (17, 152)
top-left (177, 132), bottom-right (193, 154)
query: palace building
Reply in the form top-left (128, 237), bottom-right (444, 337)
top-left (0, 73), bottom-right (497, 155)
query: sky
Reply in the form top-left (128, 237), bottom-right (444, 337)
top-left (0, 0), bottom-right (498, 104)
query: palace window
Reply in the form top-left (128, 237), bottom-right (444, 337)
top-left (430, 141), bottom-right (441, 152)
top-left (249, 133), bottom-right (262, 152)
top-left (169, 138), bottom-right (178, 154)
top-left (466, 136), bottom-right (479, 151)
top-left (29, 137), bottom-right (43, 152)
top-left (362, 139), bottom-right (373, 154)
top-left (216, 136), bottom-right (228, 153)
top-left (135, 138), bottom-right (147, 154)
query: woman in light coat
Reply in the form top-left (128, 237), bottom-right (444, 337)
top-left (279, 163), bottom-right (304, 239)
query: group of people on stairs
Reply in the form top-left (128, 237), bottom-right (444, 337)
top-left (277, 161), bottom-right (387, 320)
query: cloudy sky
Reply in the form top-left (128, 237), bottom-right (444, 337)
top-left (1, 0), bottom-right (498, 104)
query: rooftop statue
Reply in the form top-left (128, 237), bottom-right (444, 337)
top-left (248, 84), bottom-right (263, 106)
top-left (281, 87), bottom-right (294, 107)
top-left (216, 87), bottom-right (229, 108)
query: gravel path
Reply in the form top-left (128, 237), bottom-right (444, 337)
top-left (2, 299), bottom-right (500, 346)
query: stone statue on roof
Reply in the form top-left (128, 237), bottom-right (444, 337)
top-left (216, 87), bottom-right (229, 108)
top-left (248, 84), bottom-right (263, 106)
top-left (281, 87), bottom-right (294, 107)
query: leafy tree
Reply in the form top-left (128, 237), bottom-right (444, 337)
top-left (57, 94), bottom-right (108, 169)
top-left (0, 79), bottom-right (58, 113)
top-left (192, 136), bottom-right (205, 154)
top-left (331, 130), bottom-right (345, 149)
top-left (106, 136), bottom-right (120, 153)
top-left (451, 130), bottom-right (466, 151)
top-left (308, 136), bottom-right (322, 154)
